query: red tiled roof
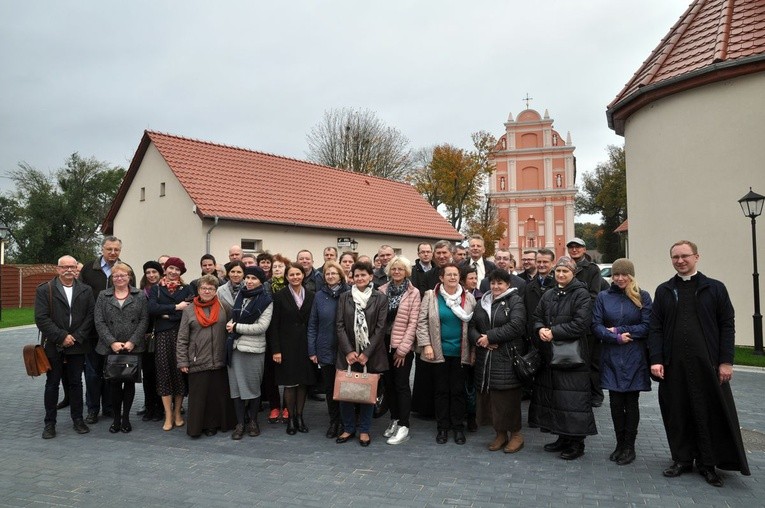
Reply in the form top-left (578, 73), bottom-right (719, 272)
top-left (607, 0), bottom-right (765, 134)
top-left (613, 219), bottom-right (629, 233)
top-left (103, 131), bottom-right (461, 241)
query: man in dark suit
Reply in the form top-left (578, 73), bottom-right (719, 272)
top-left (519, 249), bottom-right (538, 283)
top-left (462, 235), bottom-right (496, 283)
top-left (36, 255), bottom-right (95, 439)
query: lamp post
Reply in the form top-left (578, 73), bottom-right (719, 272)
top-left (738, 188), bottom-right (765, 355)
top-left (0, 223), bottom-right (8, 322)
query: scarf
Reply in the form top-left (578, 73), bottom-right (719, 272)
top-left (159, 276), bottom-right (180, 295)
top-left (480, 287), bottom-right (516, 317)
top-left (228, 280), bottom-right (242, 300)
top-left (386, 279), bottom-right (409, 311)
top-left (269, 276), bottom-right (286, 294)
top-left (351, 284), bottom-right (373, 351)
top-left (324, 283), bottom-right (346, 299)
top-left (193, 295), bottom-right (220, 327)
top-left (289, 285), bottom-right (305, 308)
top-left (232, 285), bottom-right (272, 325)
top-left (438, 283), bottom-right (473, 322)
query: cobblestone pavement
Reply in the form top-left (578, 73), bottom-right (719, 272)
top-left (1, 325), bottom-right (762, 507)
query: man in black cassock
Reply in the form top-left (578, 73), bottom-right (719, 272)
top-left (649, 240), bottom-right (750, 487)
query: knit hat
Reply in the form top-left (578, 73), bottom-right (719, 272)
top-left (164, 257), bottom-right (187, 275)
top-left (611, 258), bottom-right (635, 277)
top-left (554, 256), bottom-right (577, 272)
top-left (244, 265), bottom-right (267, 284)
top-left (143, 260), bottom-right (164, 277)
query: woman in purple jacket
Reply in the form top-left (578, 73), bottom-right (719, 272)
top-left (592, 258), bottom-right (652, 465)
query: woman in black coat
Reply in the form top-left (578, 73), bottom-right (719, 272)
top-left (468, 270), bottom-right (526, 453)
top-left (147, 257), bottom-right (193, 432)
top-left (268, 262), bottom-right (316, 435)
top-left (529, 256), bottom-right (597, 460)
top-left (334, 261), bottom-right (389, 447)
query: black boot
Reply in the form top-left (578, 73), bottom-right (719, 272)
top-left (286, 415), bottom-right (297, 435)
top-left (296, 414), bottom-right (309, 433)
top-left (610, 431), bottom-right (624, 461)
top-left (617, 431), bottom-right (636, 465)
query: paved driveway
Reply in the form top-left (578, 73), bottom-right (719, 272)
top-left (2, 326), bottom-right (762, 507)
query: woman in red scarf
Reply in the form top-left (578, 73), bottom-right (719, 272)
top-left (177, 274), bottom-right (236, 438)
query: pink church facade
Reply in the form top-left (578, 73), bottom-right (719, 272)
top-left (488, 108), bottom-right (577, 261)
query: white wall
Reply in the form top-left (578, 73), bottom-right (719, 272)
top-left (624, 72), bottom-right (765, 346)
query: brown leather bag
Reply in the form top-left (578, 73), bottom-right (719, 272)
top-left (333, 365), bottom-right (379, 404)
top-left (23, 344), bottom-right (51, 377)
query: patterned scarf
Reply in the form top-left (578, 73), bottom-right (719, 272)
top-left (159, 276), bottom-right (180, 295)
top-left (232, 285), bottom-right (272, 325)
top-left (193, 295), bottom-right (220, 327)
top-left (438, 283), bottom-right (473, 322)
top-left (351, 284), bottom-right (372, 351)
top-left (269, 276), bottom-right (286, 294)
top-left (386, 279), bottom-right (409, 311)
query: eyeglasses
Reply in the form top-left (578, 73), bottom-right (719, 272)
top-left (58, 265), bottom-right (77, 271)
top-left (199, 287), bottom-right (217, 292)
top-left (112, 274), bottom-right (129, 279)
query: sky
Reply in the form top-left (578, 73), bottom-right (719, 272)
top-left (0, 1), bottom-right (690, 222)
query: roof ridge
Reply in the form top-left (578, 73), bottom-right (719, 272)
top-left (145, 129), bottom-right (412, 188)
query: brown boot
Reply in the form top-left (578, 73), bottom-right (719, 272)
top-left (504, 432), bottom-right (524, 453)
top-left (488, 431), bottom-right (508, 451)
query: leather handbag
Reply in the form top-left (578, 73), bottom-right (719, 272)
top-left (511, 344), bottom-right (542, 382)
top-left (103, 353), bottom-right (142, 383)
top-left (333, 365), bottom-right (379, 404)
top-left (550, 339), bottom-right (585, 369)
top-left (23, 344), bottom-right (51, 377)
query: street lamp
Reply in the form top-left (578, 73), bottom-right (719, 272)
top-left (350, 239), bottom-right (359, 252)
top-left (0, 223), bottom-right (9, 322)
top-left (738, 188), bottom-right (765, 355)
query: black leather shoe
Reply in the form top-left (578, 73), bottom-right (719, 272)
top-left (336, 432), bottom-right (355, 444)
top-left (42, 424), bottom-right (56, 439)
top-left (137, 406), bottom-right (147, 416)
top-left (84, 412), bottom-right (98, 424)
top-left (543, 436), bottom-right (568, 452)
top-left (359, 435), bottom-right (371, 447)
top-left (203, 428), bottom-right (217, 437)
top-left (296, 414), bottom-right (309, 433)
top-left (436, 430), bottom-right (448, 444)
top-left (56, 399), bottom-right (70, 410)
top-left (109, 422), bottom-right (120, 434)
top-left (591, 399), bottom-right (603, 408)
top-left (698, 467), bottom-right (723, 487)
top-left (454, 430), bottom-right (466, 445)
top-left (286, 416), bottom-right (297, 435)
top-left (326, 422), bottom-right (340, 439)
top-left (560, 442), bottom-right (585, 460)
top-left (609, 444), bottom-right (624, 461)
top-left (617, 446), bottom-right (635, 465)
top-left (121, 421), bottom-right (132, 433)
top-left (73, 419), bottom-right (90, 434)
top-left (663, 462), bottom-right (693, 478)
top-left (308, 393), bottom-right (325, 402)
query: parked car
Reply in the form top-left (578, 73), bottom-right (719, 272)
top-left (599, 263), bottom-right (613, 285)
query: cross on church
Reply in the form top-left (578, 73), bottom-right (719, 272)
top-left (522, 93), bottom-right (533, 109)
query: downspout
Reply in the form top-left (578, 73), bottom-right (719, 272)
top-left (205, 216), bottom-right (219, 255)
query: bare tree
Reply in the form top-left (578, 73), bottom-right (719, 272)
top-left (306, 108), bottom-right (412, 181)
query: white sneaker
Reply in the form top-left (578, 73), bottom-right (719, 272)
top-left (387, 426), bottom-right (409, 445)
top-left (383, 420), bottom-right (399, 438)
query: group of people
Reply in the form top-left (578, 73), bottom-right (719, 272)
top-left (35, 234), bottom-right (749, 487)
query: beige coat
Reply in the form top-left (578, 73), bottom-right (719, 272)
top-left (415, 285), bottom-right (476, 365)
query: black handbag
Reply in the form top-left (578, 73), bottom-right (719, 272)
top-left (104, 353), bottom-right (142, 382)
top-left (550, 339), bottom-right (585, 369)
top-left (511, 344), bottom-right (542, 382)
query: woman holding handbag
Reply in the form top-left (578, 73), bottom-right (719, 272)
top-left (94, 263), bottom-right (149, 434)
top-left (334, 261), bottom-right (389, 447)
top-left (592, 258), bottom-right (652, 465)
top-left (529, 256), bottom-right (596, 460)
top-left (468, 269), bottom-right (526, 453)
top-left (415, 262), bottom-right (476, 445)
